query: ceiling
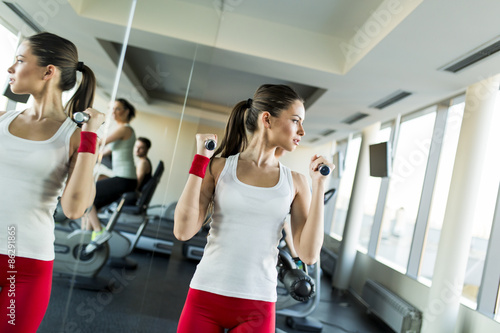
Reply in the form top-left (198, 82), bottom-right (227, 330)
top-left (2, 0), bottom-right (500, 146)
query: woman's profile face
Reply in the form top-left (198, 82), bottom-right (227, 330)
top-left (269, 100), bottom-right (306, 152)
top-left (112, 101), bottom-right (129, 122)
top-left (7, 41), bottom-right (46, 95)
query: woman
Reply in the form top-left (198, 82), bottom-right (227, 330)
top-left (0, 32), bottom-right (105, 332)
top-left (84, 98), bottom-right (137, 247)
top-left (174, 84), bottom-right (333, 332)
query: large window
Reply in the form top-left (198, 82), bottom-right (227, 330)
top-left (377, 110), bottom-right (437, 271)
top-left (330, 135), bottom-right (361, 239)
top-left (461, 92), bottom-right (500, 304)
top-left (420, 102), bottom-right (464, 280)
top-left (0, 23), bottom-right (18, 110)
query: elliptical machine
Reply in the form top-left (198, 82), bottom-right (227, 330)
top-left (52, 161), bottom-right (165, 290)
top-left (53, 199), bottom-right (125, 290)
top-left (276, 249), bottom-right (323, 332)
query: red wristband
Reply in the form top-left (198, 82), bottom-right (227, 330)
top-left (78, 131), bottom-right (97, 154)
top-left (189, 154), bottom-right (210, 178)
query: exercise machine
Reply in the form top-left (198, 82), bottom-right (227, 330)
top-left (52, 160), bottom-right (164, 290)
top-left (99, 161), bottom-right (165, 268)
top-left (276, 250), bottom-right (323, 332)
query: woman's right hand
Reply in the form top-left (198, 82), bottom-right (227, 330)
top-left (195, 133), bottom-right (217, 158)
top-left (80, 108), bottom-right (106, 133)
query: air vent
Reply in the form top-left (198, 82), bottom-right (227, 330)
top-left (319, 129), bottom-right (336, 136)
top-left (370, 90), bottom-right (412, 109)
top-left (3, 2), bottom-right (43, 33)
top-left (341, 112), bottom-right (369, 125)
top-left (442, 37), bottom-right (500, 73)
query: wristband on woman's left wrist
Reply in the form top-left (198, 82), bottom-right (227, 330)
top-left (78, 131), bottom-right (97, 154)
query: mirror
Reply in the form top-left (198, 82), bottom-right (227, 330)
top-left (23, 0), bottom-right (224, 331)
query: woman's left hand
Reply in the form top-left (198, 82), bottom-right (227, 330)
top-left (80, 108), bottom-right (106, 133)
top-left (309, 154), bottom-right (334, 181)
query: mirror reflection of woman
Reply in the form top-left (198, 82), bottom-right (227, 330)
top-left (83, 98), bottom-right (137, 248)
top-left (0, 32), bottom-right (105, 332)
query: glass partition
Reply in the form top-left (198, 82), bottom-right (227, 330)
top-left (0, 0), bottom-right (225, 331)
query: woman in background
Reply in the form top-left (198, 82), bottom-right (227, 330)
top-left (83, 98), bottom-right (137, 248)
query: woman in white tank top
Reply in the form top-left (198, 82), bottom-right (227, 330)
top-left (0, 32), bottom-right (105, 333)
top-left (174, 84), bottom-right (334, 332)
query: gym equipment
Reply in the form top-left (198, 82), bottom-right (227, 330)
top-left (113, 201), bottom-right (211, 258)
top-left (53, 200), bottom-right (123, 290)
top-left (94, 161), bottom-right (165, 266)
top-left (205, 139), bottom-right (216, 151)
top-left (276, 250), bottom-right (323, 332)
top-left (278, 249), bottom-right (315, 302)
top-left (111, 201), bottom-right (178, 256)
top-left (73, 111), bottom-right (90, 124)
top-left (52, 161), bottom-right (164, 290)
top-left (318, 164), bottom-right (331, 176)
top-left (275, 188), bottom-right (336, 332)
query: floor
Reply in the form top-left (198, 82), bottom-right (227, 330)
top-left (39, 242), bottom-right (394, 333)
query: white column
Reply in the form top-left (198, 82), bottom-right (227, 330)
top-left (333, 122), bottom-right (380, 290)
top-left (422, 75), bottom-right (500, 333)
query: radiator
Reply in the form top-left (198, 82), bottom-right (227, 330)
top-left (362, 279), bottom-right (422, 333)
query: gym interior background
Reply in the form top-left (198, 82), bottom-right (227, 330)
top-left (1, 1), bottom-right (500, 332)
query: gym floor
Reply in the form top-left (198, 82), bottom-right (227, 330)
top-left (39, 243), bottom-right (393, 333)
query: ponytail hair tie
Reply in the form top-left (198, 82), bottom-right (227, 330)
top-left (76, 61), bottom-right (84, 72)
top-left (246, 98), bottom-right (253, 109)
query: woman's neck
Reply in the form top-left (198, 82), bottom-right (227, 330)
top-left (29, 91), bottom-right (66, 121)
top-left (240, 140), bottom-right (278, 168)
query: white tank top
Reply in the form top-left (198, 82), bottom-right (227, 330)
top-left (190, 153), bottom-right (294, 302)
top-left (0, 110), bottom-right (77, 261)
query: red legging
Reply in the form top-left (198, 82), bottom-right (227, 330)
top-left (177, 288), bottom-right (276, 333)
top-left (0, 254), bottom-right (53, 333)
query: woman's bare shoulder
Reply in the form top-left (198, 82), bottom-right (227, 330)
top-left (291, 170), bottom-right (309, 194)
top-left (210, 156), bottom-right (226, 172)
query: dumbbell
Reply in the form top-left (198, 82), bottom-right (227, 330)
top-left (318, 164), bottom-right (331, 176)
top-left (205, 139), bottom-right (216, 151)
top-left (73, 112), bottom-right (90, 124)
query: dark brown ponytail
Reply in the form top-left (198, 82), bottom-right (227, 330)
top-left (66, 64), bottom-right (96, 119)
top-left (213, 101), bottom-right (248, 158)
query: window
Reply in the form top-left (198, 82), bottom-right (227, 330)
top-left (420, 102), bottom-right (464, 280)
top-left (461, 92), bottom-right (500, 304)
top-left (377, 110), bottom-right (437, 272)
top-left (330, 135), bottom-right (361, 239)
top-left (0, 23), bottom-right (18, 110)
